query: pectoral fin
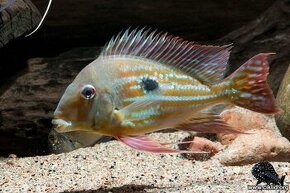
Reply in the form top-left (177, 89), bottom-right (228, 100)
top-left (118, 99), bottom-right (161, 121)
top-left (117, 135), bottom-right (208, 154)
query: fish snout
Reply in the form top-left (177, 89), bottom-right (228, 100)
top-left (51, 118), bottom-right (73, 133)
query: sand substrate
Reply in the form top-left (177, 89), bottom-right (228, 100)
top-left (1, 132), bottom-right (289, 193)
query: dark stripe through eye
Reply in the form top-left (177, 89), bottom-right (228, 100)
top-left (141, 77), bottom-right (159, 92)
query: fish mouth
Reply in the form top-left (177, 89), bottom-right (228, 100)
top-left (51, 119), bottom-right (73, 133)
top-left (52, 118), bottom-right (93, 133)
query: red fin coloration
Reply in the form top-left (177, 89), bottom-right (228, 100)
top-left (228, 53), bottom-right (280, 114)
top-left (117, 135), bottom-right (208, 154)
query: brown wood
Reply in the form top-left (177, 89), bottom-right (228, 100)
top-left (0, 0), bottom-right (41, 48)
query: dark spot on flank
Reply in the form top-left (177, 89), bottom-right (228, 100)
top-left (141, 77), bottom-right (159, 92)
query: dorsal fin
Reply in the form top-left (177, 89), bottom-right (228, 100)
top-left (101, 28), bottom-right (232, 84)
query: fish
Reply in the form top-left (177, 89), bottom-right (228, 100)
top-left (52, 28), bottom-right (280, 154)
top-left (48, 129), bottom-right (112, 154)
top-left (252, 162), bottom-right (286, 186)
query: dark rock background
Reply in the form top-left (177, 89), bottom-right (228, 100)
top-left (1, 0), bottom-right (286, 157)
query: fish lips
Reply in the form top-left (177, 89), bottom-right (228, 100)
top-left (51, 118), bottom-right (73, 133)
top-left (52, 118), bottom-right (94, 133)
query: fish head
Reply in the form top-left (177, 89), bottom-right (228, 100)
top-left (52, 64), bottom-right (114, 133)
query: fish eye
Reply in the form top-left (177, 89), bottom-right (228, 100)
top-left (81, 84), bottom-right (96, 99)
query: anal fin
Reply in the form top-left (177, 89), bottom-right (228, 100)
top-left (117, 135), bottom-right (208, 154)
top-left (177, 112), bottom-right (245, 134)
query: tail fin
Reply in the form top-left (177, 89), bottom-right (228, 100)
top-left (227, 53), bottom-right (280, 114)
top-left (280, 174), bottom-right (286, 186)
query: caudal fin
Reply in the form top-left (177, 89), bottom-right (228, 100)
top-left (227, 53), bottom-right (280, 114)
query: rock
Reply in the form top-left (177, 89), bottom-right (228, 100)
top-left (0, 0), bottom-right (41, 48)
top-left (189, 136), bottom-right (220, 154)
top-left (218, 129), bottom-right (290, 166)
top-left (219, 0), bottom-right (290, 95)
top-left (217, 107), bottom-right (290, 166)
top-left (218, 107), bottom-right (280, 145)
top-left (187, 136), bottom-right (221, 161)
top-left (276, 64), bottom-right (290, 140)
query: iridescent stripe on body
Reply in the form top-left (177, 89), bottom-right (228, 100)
top-left (104, 57), bottom-right (229, 133)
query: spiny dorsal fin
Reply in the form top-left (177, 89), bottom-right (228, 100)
top-left (101, 28), bottom-right (232, 84)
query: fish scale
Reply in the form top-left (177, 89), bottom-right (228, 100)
top-left (103, 56), bottom-right (231, 134)
top-left (114, 58), bottom-right (225, 104)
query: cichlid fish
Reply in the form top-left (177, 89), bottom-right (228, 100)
top-left (252, 162), bottom-right (286, 186)
top-left (52, 28), bottom-right (280, 153)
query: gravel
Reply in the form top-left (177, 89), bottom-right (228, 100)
top-left (0, 132), bottom-right (289, 193)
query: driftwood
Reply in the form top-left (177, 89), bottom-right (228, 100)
top-left (0, 0), bottom-right (41, 48)
top-left (219, 0), bottom-right (290, 95)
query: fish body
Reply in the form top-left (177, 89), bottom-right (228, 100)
top-left (52, 28), bottom-right (280, 153)
top-left (74, 57), bottom-right (228, 136)
top-left (252, 162), bottom-right (286, 186)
